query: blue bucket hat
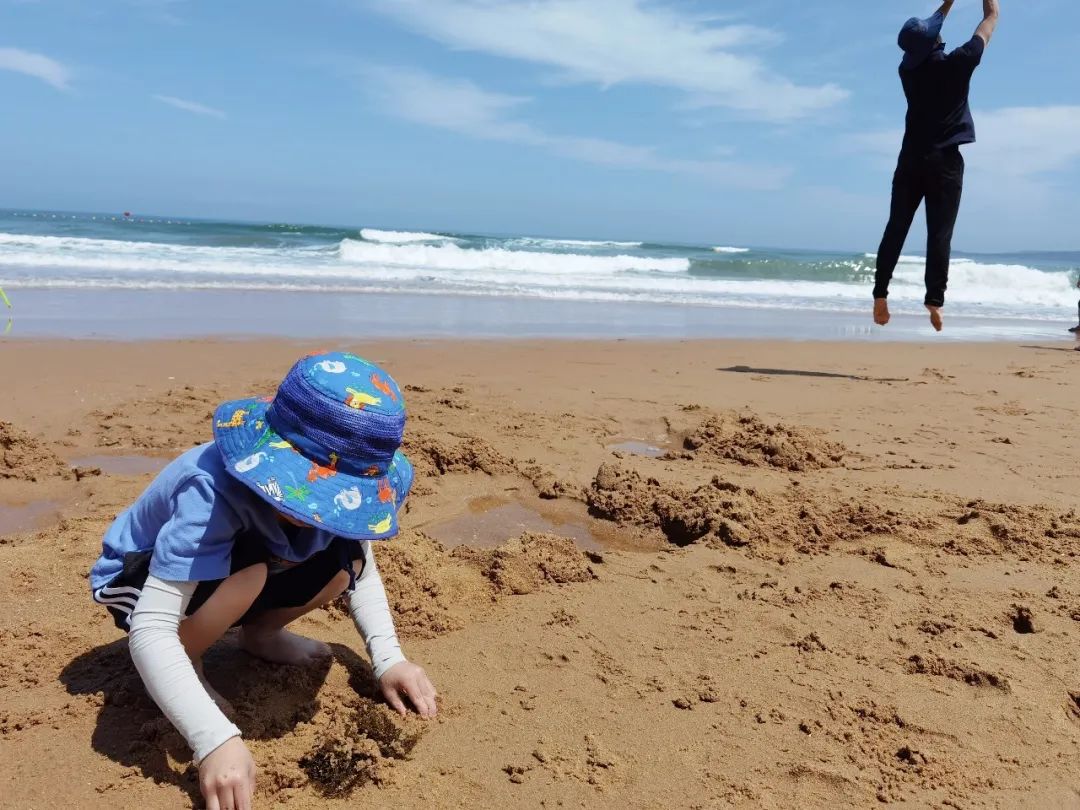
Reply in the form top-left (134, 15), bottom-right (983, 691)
top-left (213, 351), bottom-right (413, 541)
top-left (898, 11), bottom-right (945, 70)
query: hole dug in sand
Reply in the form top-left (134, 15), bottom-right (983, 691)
top-left (1011, 604), bottom-right (1040, 634)
top-left (300, 700), bottom-right (426, 797)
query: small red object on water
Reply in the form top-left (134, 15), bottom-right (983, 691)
top-left (123, 211), bottom-right (131, 217)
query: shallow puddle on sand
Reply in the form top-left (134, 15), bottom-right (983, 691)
top-left (606, 440), bottom-right (667, 458)
top-left (427, 497), bottom-right (610, 551)
top-left (0, 500), bottom-right (61, 536)
top-left (70, 454), bottom-right (168, 476)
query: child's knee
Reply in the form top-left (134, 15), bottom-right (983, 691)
top-left (228, 562), bottom-right (269, 599)
top-left (329, 567), bottom-right (352, 597)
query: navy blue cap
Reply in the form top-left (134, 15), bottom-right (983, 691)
top-left (898, 11), bottom-right (945, 70)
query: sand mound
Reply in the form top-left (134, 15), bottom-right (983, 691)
top-left (678, 412), bottom-right (846, 471)
top-left (0, 421), bottom-right (71, 482)
top-left (588, 460), bottom-right (1080, 564)
top-left (450, 532), bottom-right (597, 595)
top-left (904, 654), bottom-right (1010, 692)
top-left (369, 531), bottom-right (474, 639)
top-left (403, 432), bottom-right (516, 477)
top-left (946, 499), bottom-right (1080, 561)
top-left (588, 463), bottom-right (928, 555)
top-left (345, 530), bottom-right (597, 637)
top-left (518, 463), bottom-right (581, 500)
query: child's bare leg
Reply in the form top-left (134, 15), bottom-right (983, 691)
top-left (239, 567), bottom-right (352, 666)
top-left (178, 563), bottom-right (268, 712)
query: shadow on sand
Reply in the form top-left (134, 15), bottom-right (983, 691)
top-left (719, 365), bottom-right (909, 383)
top-left (1018, 344), bottom-right (1079, 354)
top-left (58, 631), bottom-right (369, 806)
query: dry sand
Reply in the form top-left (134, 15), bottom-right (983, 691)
top-left (1, 338), bottom-right (1079, 809)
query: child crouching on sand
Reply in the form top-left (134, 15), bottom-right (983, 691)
top-left (89, 351), bottom-right (436, 810)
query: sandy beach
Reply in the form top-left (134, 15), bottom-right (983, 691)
top-left (1, 337), bottom-right (1079, 809)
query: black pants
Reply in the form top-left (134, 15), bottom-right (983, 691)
top-left (93, 537), bottom-right (365, 632)
top-left (874, 146), bottom-right (964, 308)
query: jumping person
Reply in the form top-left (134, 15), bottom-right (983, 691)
top-left (872, 0), bottom-right (1001, 332)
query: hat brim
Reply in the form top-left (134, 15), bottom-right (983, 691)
top-left (213, 398), bottom-right (413, 541)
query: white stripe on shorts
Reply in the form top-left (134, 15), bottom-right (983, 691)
top-left (93, 588), bottom-right (138, 610)
top-left (94, 593), bottom-right (134, 626)
top-left (99, 585), bottom-right (142, 598)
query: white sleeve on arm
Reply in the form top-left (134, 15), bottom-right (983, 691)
top-left (128, 575), bottom-right (242, 764)
top-left (347, 541), bottom-right (406, 680)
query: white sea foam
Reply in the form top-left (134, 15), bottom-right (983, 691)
top-left (505, 237), bottom-right (643, 249)
top-left (713, 246), bottom-right (750, 254)
top-left (863, 253), bottom-right (927, 263)
top-left (338, 238), bottom-right (687, 275)
top-left (1, 231), bottom-right (1074, 321)
top-left (360, 228), bottom-right (455, 244)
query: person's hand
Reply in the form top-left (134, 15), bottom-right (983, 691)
top-left (199, 736), bottom-right (256, 810)
top-left (379, 661), bottom-right (438, 718)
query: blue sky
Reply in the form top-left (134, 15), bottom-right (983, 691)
top-left (1, 0), bottom-right (1078, 250)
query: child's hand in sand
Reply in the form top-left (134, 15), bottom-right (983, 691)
top-left (199, 736), bottom-right (256, 810)
top-left (380, 661), bottom-right (438, 718)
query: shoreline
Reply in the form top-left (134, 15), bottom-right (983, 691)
top-left (0, 287), bottom-right (1075, 343)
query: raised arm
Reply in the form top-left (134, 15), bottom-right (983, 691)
top-left (975, 0), bottom-right (1000, 45)
top-left (937, 1), bottom-right (956, 19)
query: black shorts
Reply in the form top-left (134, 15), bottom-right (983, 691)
top-left (92, 537), bottom-right (365, 632)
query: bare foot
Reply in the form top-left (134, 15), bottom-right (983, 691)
top-left (239, 627), bottom-right (332, 666)
top-left (194, 661), bottom-right (236, 718)
top-left (926, 305), bottom-right (943, 332)
top-left (873, 298), bottom-right (890, 326)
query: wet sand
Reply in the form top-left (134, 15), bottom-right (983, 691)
top-left (2, 286), bottom-right (1069, 342)
top-left (1, 338), bottom-right (1079, 808)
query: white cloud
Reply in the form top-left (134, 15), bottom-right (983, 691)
top-left (153, 94), bottom-right (226, 119)
top-left (363, 0), bottom-right (847, 121)
top-left (361, 65), bottom-right (788, 190)
top-left (965, 107), bottom-right (1080, 179)
top-left (0, 47), bottom-right (71, 89)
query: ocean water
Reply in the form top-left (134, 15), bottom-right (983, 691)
top-left (0, 210), bottom-right (1077, 335)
